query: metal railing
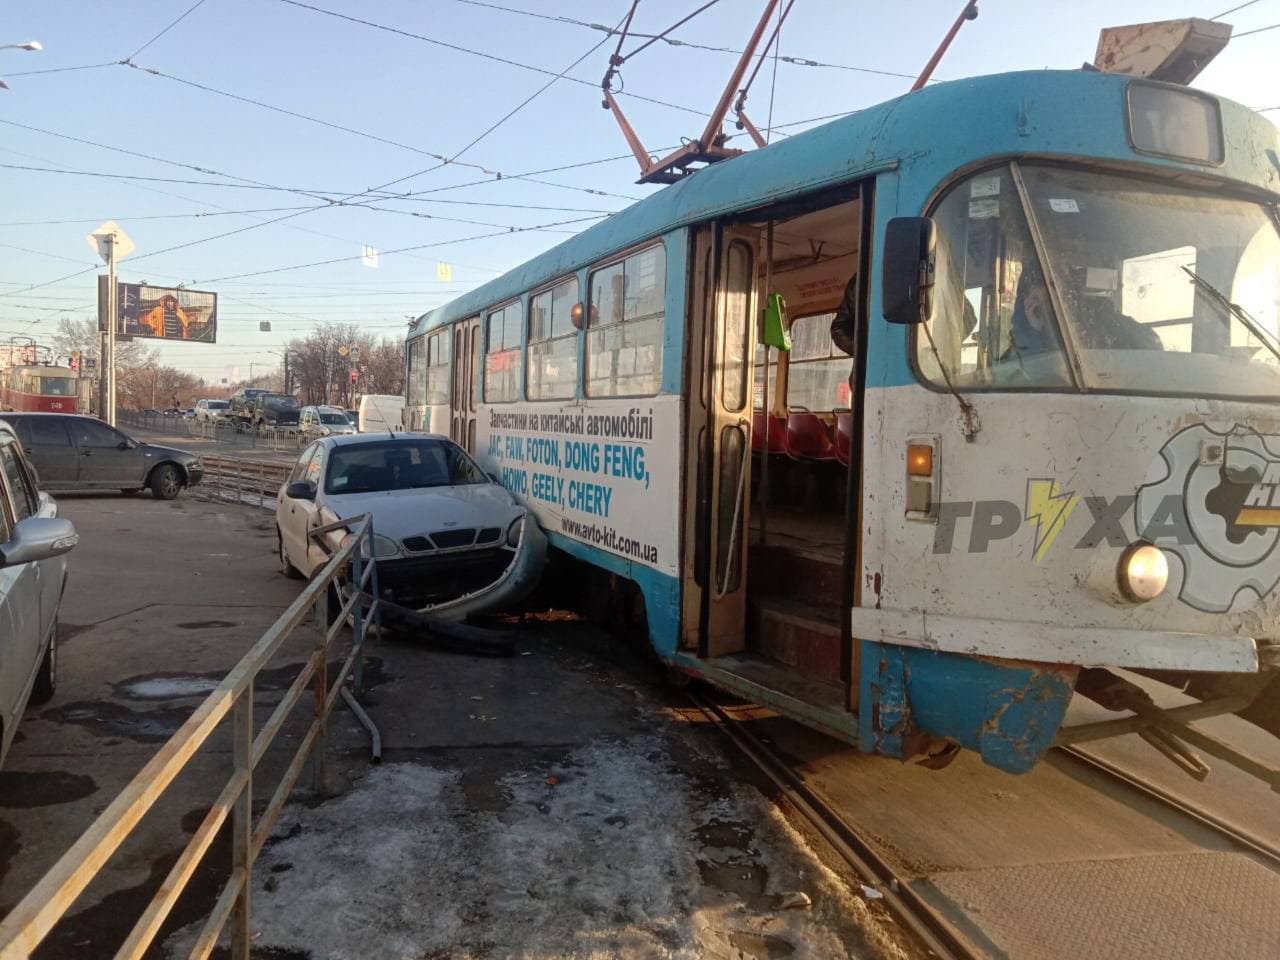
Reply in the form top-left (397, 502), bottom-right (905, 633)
top-left (120, 410), bottom-right (310, 454)
top-left (0, 516), bottom-right (383, 960)
top-left (197, 455), bottom-right (291, 508)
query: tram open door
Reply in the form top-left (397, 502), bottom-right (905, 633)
top-left (679, 184), bottom-right (871, 737)
top-left (682, 224), bottom-right (759, 658)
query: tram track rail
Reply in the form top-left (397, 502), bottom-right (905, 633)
top-left (689, 693), bottom-right (983, 960)
top-left (1053, 744), bottom-right (1280, 867)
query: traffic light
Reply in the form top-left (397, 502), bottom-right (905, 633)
top-left (69, 351), bottom-right (79, 372)
top-left (350, 370), bottom-right (358, 384)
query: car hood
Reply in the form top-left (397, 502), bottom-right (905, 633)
top-left (324, 483), bottom-right (522, 535)
top-left (138, 442), bottom-right (200, 463)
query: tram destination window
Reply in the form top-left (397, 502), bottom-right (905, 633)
top-left (527, 276), bottom-right (580, 400)
top-left (587, 244), bottom-right (665, 397)
top-left (483, 300), bottom-right (522, 403)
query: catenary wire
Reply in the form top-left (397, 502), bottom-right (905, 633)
top-left (126, 0), bottom-right (210, 60)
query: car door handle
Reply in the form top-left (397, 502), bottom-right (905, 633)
top-left (81, 450), bottom-right (92, 456)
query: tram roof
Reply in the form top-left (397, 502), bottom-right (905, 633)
top-left (409, 68), bottom-right (1278, 340)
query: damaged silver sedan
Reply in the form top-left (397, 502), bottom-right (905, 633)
top-left (276, 433), bottom-right (546, 619)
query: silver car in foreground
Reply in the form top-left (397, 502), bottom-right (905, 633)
top-left (275, 433), bottom-right (546, 619)
top-left (0, 420), bottom-right (78, 767)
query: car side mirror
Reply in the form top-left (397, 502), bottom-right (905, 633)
top-left (882, 217), bottom-right (937, 325)
top-left (118, 439), bottom-right (131, 450)
top-left (285, 480), bottom-right (316, 500)
top-left (0, 517), bottom-right (78, 568)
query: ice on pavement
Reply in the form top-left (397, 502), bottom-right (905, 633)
top-left (167, 735), bottom-right (900, 959)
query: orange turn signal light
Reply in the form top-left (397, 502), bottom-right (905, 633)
top-left (907, 443), bottom-right (933, 477)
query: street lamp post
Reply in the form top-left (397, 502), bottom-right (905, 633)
top-left (0, 40), bottom-right (42, 90)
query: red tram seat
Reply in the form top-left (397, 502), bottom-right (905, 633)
top-left (785, 411), bottom-right (836, 461)
top-left (834, 410), bottom-right (853, 466)
top-left (752, 411), bottom-right (789, 454)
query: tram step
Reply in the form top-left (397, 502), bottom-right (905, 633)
top-left (747, 596), bottom-right (843, 684)
top-left (748, 543), bottom-right (844, 608)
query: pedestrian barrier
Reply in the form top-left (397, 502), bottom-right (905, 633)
top-left (198, 455), bottom-right (291, 508)
top-left (0, 516), bottom-right (383, 960)
top-left (120, 411), bottom-right (309, 454)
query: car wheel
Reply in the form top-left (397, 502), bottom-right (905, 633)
top-left (30, 620), bottom-right (57, 705)
top-left (279, 530), bottom-right (303, 580)
top-left (150, 464), bottom-right (182, 500)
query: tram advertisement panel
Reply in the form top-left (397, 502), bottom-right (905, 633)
top-left (97, 277), bottom-right (218, 343)
top-left (478, 396), bottom-right (680, 577)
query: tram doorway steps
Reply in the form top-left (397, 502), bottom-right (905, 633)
top-left (747, 539), bottom-right (845, 683)
top-left (700, 653), bottom-right (849, 726)
top-left (748, 596), bottom-right (842, 684)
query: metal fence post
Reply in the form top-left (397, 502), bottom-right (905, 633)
top-left (351, 540), bottom-right (365, 694)
top-left (312, 586), bottom-right (329, 795)
top-left (232, 682), bottom-right (253, 960)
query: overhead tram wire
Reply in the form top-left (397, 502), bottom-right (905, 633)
top-left (1236, 22), bottom-right (1280, 36)
top-left (126, 0), bottom-right (210, 60)
top-left (360, 7), bottom-right (632, 197)
top-left (115, 60), bottom-right (641, 204)
top-left (1213, 1), bottom-right (1265, 19)
top-left (196, 215), bottom-right (608, 284)
top-left (446, 0), bottom-right (927, 80)
top-left (275, 0), bottom-right (706, 117)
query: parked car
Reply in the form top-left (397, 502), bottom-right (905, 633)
top-left (276, 433), bottom-right (546, 619)
top-left (357, 394), bottom-right (405, 433)
top-left (249, 393), bottom-right (300, 429)
top-left (0, 419), bottom-right (78, 767)
top-left (195, 399), bottom-right (230, 422)
top-left (0, 413), bottom-right (203, 500)
top-left (299, 405), bottom-right (356, 439)
top-left (228, 387), bottom-right (271, 423)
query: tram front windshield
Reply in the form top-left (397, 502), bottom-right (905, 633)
top-left (919, 164), bottom-right (1280, 401)
top-left (37, 375), bottom-right (75, 396)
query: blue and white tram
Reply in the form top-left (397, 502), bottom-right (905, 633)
top-left (406, 67), bottom-right (1280, 777)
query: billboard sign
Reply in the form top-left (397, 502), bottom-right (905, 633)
top-left (98, 277), bottom-right (218, 343)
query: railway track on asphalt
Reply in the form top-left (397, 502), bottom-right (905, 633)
top-left (1053, 744), bottom-right (1280, 867)
top-left (689, 693), bottom-right (983, 960)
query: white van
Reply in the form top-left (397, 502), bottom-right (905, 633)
top-left (357, 394), bottom-right (405, 433)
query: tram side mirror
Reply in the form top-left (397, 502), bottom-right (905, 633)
top-left (882, 217), bottom-right (937, 325)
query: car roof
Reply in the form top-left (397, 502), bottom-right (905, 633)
top-left (321, 431), bottom-right (448, 448)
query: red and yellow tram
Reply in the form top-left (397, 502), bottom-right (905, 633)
top-left (0, 364), bottom-right (79, 413)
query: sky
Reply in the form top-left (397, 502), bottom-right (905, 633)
top-left (0, 0), bottom-right (1276, 385)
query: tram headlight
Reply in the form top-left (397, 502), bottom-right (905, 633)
top-left (1118, 543), bottom-right (1168, 602)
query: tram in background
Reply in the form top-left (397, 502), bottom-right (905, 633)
top-left (0, 364), bottom-right (79, 414)
top-left (404, 55), bottom-right (1280, 781)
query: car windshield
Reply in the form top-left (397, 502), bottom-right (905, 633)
top-left (209, 400), bottom-right (228, 409)
top-left (324, 438), bottom-right (487, 494)
top-left (319, 413), bottom-right (349, 424)
top-left (919, 163), bottom-right (1280, 400)
top-left (265, 396), bottom-right (299, 409)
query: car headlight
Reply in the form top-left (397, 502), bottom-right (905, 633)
top-left (1118, 543), bottom-right (1168, 602)
top-left (339, 532), bottom-right (401, 559)
top-left (506, 516), bottom-right (524, 547)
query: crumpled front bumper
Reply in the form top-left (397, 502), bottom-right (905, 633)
top-left (408, 519), bottom-right (549, 621)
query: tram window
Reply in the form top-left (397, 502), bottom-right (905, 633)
top-left (752, 361), bottom-right (779, 410)
top-left (916, 166), bottom-right (1074, 390)
top-left (484, 300), bottom-right (522, 403)
top-left (406, 338), bottom-right (426, 407)
top-left (527, 277), bottom-right (580, 400)
top-left (786, 312), bottom-right (853, 410)
top-left (586, 244), bottom-right (665, 397)
top-left (425, 331), bottom-right (450, 405)
top-left (39, 376), bottom-right (75, 396)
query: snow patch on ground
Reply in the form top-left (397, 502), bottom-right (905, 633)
top-left (121, 677), bottom-right (219, 700)
top-left (166, 735), bottom-right (886, 959)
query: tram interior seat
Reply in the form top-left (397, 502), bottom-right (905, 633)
top-left (751, 411), bottom-right (789, 454)
top-left (834, 410), bottom-right (852, 466)
top-left (784, 410), bottom-right (837, 461)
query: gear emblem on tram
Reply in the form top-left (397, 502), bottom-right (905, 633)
top-left (1137, 423), bottom-right (1280, 614)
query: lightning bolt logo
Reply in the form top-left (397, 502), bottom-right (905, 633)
top-left (1024, 479), bottom-right (1080, 563)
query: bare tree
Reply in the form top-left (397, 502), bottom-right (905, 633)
top-left (285, 323), bottom-right (404, 407)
